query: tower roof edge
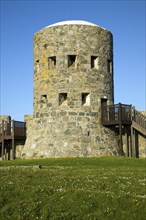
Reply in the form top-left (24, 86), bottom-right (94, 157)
top-left (44, 20), bottom-right (106, 30)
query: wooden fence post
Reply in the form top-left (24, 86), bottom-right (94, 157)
top-left (125, 126), bottom-right (129, 157)
top-left (119, 103), bottom-right (123, 156)
top-left (12, 120), bottom-right (15, 160)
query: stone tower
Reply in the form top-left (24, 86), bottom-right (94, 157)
top-left (22, 20), bottom-right (118, 158)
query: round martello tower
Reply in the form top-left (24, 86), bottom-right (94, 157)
top-left (23, 20), bottom-right (118, 158)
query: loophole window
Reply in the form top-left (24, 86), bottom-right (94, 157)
top-left (59, 93), bottom-right (67, 106)
top-left (41, 94), bottom-right (47, 100)
top-left (91, 56), bottom-right (99, 69)
top-left (48, 56), bottom-right (56, 69)
top-left (82, 93), bottom-right (90, 106)
top-left (36, 60), bottom-right (39, 72)
top-left (107, 60), bottom-right (112, 73)
top-left (68, 55), bottom-right (76, 68)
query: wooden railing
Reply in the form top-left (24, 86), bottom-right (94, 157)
top-left (133, 109), bottom-right (146, 130)
top-left (101, 103), bottom-right (132, 125)
top-left (0, 120), bottom-right (26, 139)
top-left (101, 103), bottom-right (146, 136)
top-left (132, 109), bottom-right (146, 136)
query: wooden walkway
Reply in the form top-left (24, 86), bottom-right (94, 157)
top-left (101, 103), bottom-right (146, 157)
top-left (0, 120), bottom-right (26, 160)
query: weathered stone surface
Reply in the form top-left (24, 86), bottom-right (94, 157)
top-left (21, 21), bottom-right (118, 158)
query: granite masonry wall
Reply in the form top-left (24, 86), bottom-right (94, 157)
top-left (22, 23), bottom-right (119, 158)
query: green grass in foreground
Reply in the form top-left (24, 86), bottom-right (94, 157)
top-left (0, 157), bottom-right (146, 220)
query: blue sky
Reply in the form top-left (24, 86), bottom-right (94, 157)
top-left (0, 0), bottom-right (145, 121)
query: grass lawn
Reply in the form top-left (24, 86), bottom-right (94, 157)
top-left (0, 157), bottom-right (146, 220)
